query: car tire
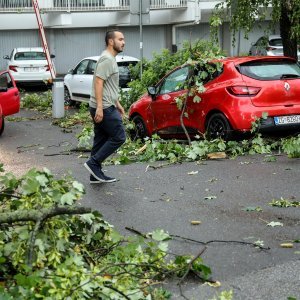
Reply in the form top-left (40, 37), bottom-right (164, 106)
top-left (206, 113), bottom-right (233, 140)
top-left (130, 115), bottom-right (148, 140)
top-left (64, 86), bottom-right (76, 107)
top-left (0, 118), bottom-right (4, 136)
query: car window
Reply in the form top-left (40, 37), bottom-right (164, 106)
top-left (74, 60), bottom-right (89, 75)
top-left (14, 51), bottom-right (46, 60)
top-left (159, 66), bottom-right (189, 95)
top-left (118, 61), bottom-right (138, 88)
top-left (194, 63), bottom-right (222, 84)
top-left (86, 60), bottom-right (96, 75)
top-left (239, 60), bottom-right (300, 80)
top-left (0, 72), bottom-right (14, 89)
top-left (269, 38), bottom-right (283, 47)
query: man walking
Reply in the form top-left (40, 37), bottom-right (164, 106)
top-left (84, 30), bottom-right (126, 183)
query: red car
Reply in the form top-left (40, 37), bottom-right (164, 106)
top-left (129, 56), bottom-right (300, 140)
top-left (0, 70), bottom-right (20, 136)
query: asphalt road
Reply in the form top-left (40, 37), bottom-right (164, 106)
top-left (0, 108), bottom-right (299, 300)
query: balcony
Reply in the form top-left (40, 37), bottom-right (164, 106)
top-left (0, 0), bottom-right (188, 12)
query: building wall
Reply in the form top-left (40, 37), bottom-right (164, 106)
top-left (0, 25), bottom-right (169, 74)
top-left (0, 21), bottom-right (278, 73)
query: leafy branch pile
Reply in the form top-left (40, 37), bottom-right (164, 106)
top-left (107, 133), bottom-right (300, 165)
top-left (21, 91), bottom-right (53, 113)
top-left (0, 164), bottom-right (211, 299)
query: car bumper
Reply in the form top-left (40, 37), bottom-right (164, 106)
top-left (259, 116), bottom-right (300, 132)
top-left (223, 103), bottom-right (300, 132)
top-left (11, 72), bottom-right (53, 84)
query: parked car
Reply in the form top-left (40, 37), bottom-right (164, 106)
top-left (0, 70), bottom-right (20, 136)
top-left (64, 54), bottom-right (139, 105)
top-left (249, 35), bottom-right (300, 60)
top-left (129, 56), bottom-right (300, 141)
top-left (3, 47), bottom-right (55, 86)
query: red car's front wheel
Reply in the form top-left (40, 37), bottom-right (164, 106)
top-left (130, 115), bottom-right (148, 140)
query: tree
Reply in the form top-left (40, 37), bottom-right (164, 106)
top-left (210, 0), bottom-right (300, 60)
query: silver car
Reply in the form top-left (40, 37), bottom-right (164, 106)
top-left (249, 35), bottom-right (300, 60)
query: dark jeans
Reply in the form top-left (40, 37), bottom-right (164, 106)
top-left (90, 106), bottom-right (126, 165)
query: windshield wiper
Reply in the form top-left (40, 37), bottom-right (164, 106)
top-left (280, 74), bottom-right (300, 79)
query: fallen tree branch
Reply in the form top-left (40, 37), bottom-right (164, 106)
top-left (171, 234), bottom-right (270, 250)
top-left (125, 227), bottom-right (270, 250)
top-left (145, 162), bottom-right (181, 172)
top-left (0, 206), bottom-right (92, 224)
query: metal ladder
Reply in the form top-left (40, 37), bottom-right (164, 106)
top-left (32, 0), bottom-right (56, 81)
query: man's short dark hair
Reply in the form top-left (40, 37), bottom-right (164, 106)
top-left (105, 30), bottom-right (121, 46)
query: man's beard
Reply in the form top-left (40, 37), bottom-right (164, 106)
top-left (113, 44), bottom-right (123, 53)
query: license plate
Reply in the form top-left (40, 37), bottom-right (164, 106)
top-left (274, 115), bottom-right (300, 125)
top-left (24, 67), bottom-right (39, 72)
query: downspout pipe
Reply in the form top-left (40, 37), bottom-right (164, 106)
top-left (171, 0), bottom-right (200, 53)
top-left (172, 22), bottom-right (195, 53)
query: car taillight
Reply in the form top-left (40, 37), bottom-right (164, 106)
top-left (45, 65), bottom-right (50, 71)
top-left (266, 47), bottom-right (276, 51)
top-left (9, 65), bottom-right (18, 72)
top-left (226, 86), bottom-right (261, 96)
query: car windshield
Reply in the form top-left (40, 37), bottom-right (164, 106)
top-left (239, 60), bottom-right (300, 80)
top-left (14, 51), bottom-right (46, 60)
top-left (118, 61), bottom-right (138, 88)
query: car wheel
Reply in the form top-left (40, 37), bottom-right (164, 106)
top-left (130, 115), bottom-right (148, 140)
top-left (64, 87), bottom-right (75, 107)
top-left (0, 117), bottom-right (4, 136)
top-left (206, 113), bottom-right (233, 140)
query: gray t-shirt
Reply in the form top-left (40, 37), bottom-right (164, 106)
top-left (89, 50), bottom-right (119, 109)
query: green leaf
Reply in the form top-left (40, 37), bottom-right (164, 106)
top-left (60, 192), bottom-right (76, 205)
top-left (158, 242), bottom-right (169, 252)
top-left (22, 177), bottom-right (40, 195)
top-left (36, 174), bottom-right (48, 187)
top-left (72, 181), bottom-right (85, 193)
top-left (193, 95), bottom-right (202, 103)
top-left (151, 229), bottom-right (170, 241)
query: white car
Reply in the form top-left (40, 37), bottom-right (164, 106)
top-left (3, 47), bottom-right (55, 86)
top-left (64, 54), bottom-right (139, 105)
top-left (249, 35), bottom-right (300, 60)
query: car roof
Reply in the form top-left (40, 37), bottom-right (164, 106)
top-left (85, 54), bottom-right (140, 62)
top-left (14, 47), bottom-right (45, 52)
top-left (218, 55), bottom-right (295, 65)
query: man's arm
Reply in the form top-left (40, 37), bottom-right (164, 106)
top-left (94, 77), bottom-right (104, 123)
top-left (116, 100), bottom-right (125, 117)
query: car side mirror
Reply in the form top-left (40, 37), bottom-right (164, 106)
top-left (50, 54), bottom-right (55, 59)
top-left (0, 87), bottom-right (8, 92)
top-left (147, 86), bottom-right (156, 97)
top-left (68, 69), bottom-right (75, 75)
top-left (3, 55), bottom-right (9, 60)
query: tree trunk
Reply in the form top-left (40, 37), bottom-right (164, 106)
top-left (280, 0), bottom-right (298, 60)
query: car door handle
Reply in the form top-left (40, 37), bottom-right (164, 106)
top-left (170, 101), bottom-right (177, 105)
top-left (14, 92), bottom-right (19, 96)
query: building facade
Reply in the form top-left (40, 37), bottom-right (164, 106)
top-left (0, 0), bottom-right (277, 74)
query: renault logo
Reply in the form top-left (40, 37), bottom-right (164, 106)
top-left (284, 82), bottom-right (290, 91)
